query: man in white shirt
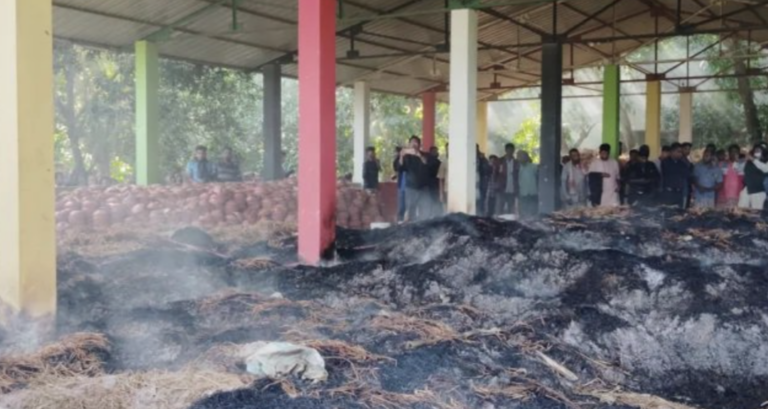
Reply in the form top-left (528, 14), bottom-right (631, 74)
top-left (561, 148), bottom-right (587, 208)
top-left (497, 143), bottom-right (517, 214)
top-left (588, 143), bottom-right (620, 207)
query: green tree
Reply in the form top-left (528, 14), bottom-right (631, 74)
top-left (54, 40), bottom-right (134, 183)
top-left (512, 116), bottom-right (541, 163)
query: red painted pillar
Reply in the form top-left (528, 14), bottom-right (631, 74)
top-left (298, 0), bottom-right (336, 264)
top-left (422, 91), bottom-right (436, 149)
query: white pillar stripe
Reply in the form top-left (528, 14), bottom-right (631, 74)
top-left (447, 8), bottom-right (478, 215)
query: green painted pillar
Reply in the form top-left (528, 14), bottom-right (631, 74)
top-left (602, 65), bottom-right (620, 158)
top-left (135, 41), bottom-right (161, 185)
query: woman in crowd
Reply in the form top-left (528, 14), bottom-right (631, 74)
top-left (718, 144), bottom-right (744, 209)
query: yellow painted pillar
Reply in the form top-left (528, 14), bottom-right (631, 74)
top-left (645, 80), bottom-right (662, 159)
top-left (0, 0), bottom-right (56, 321)
top-left (476, 101), bottom-right (488, 154)
top-left (679, 89), bottom-right (693, 144)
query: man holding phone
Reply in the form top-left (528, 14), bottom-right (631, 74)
top-left (400, 136), bottom-right (431, 221)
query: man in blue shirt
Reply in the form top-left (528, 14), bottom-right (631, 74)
top-left (693, 149), bottom-right (723, 208)
top-left (186, 145), bottom-right (216, 183)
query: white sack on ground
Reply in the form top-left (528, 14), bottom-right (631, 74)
top-left (244, 342), bottom-right (328, 383)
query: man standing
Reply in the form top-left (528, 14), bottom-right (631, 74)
top-left (428, 146), bottom-right (442, 216)
top-left (400, 136), bottom-right (431, 221)
top-left (681, 142), bottom-right (693, 162)
top-left (476, 146), bottom-right (491, 215)
top-left (486, 155), bottom-right (502, 216)
top-left (620, 149), bottom-right (640, 205)
top-left (186, 145), bottom-right (216, 183)
top-left (588, 144), bottom-right (620, 207)
top-left (517, 151), bottom-right (538, 218)
top-left (437, 143), bottom-right (449, 207)
top-left (626, 145), bottom-right (660, 207)
top-left (741, 143), bottom-right (768, 210)
top-left (561, 148), bottom-right (587, 209)
top-left (716, 149), bottom-right (727, 165)
top-left (393, 146), bottom-right (407, 222)
top-left (693, 149), bottom-right (723, 208)
top-left (681, 142), bottom-right (694, 208)
top-left (661, 143), bottom-right (691, 208)
top-left (498, 143), bottom-right (518, 214)
top-left (216, 147), bottom-right (242, 182)
top-left (363, 146), bottom-right (381, 191)
top-left (654, 145), bottom-right (670, 174)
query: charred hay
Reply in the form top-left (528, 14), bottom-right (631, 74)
top-left (0, 333), bottom-right (110, 393)
top-left (1, 208), bottom-right (768, 409)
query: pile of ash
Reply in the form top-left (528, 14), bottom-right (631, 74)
top-left (2, 207), bottom-right (767, 409)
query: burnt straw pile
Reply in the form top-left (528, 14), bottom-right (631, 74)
top-left (2, 207), bottom-right (768, 409)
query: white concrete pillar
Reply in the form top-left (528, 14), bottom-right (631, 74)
top-left (353, 81), bottom-right (371, 185)
top-left (448, 8), bottom-right (478, 215)
top-left (0, 0), bottom-right (56, 321)
top-left (679, 89), bottom-right (693, 144)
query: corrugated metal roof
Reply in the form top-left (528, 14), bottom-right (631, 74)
top-left (53, 0), bottom-right (768, 98)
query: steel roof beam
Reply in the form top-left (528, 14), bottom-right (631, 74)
top-left (342, 0), bottom-right (541, 65)
top-left (196, 0), bottom-right (295, 25)
top-left (478, 7), bottom-right (649, 71)
top-left (255, 0), bottom-right (423, 70)
top-left (690, 0), bottom-right (719, 19)
top-left (560, 2), bottom-right (643, 47)
top-left (686, 0), bottom-right (768, 29)
top-left (52, 2), bottom-right (441, 87)
top-left (661, 33), bottom-right (731, 75)
top-left (142, 0), bottom-right (230, 42)
top-left (216, 0), bottom-right (457, 70)
top-left (54, 2), bottom-right (286, 52)
top-left (485, 22), bottom-right (768, 47)
top-left (478, 71), bottom-right (768, 91)
top-left (338, 0), bottom-right (555, 86)
top-left (495, 86), bottom-right (768, 100)
top-left (564, 0), bottom-right (622, 36)
top-left (480, 8), bottom-right (549, 37)
top-left (637, 0), bottom-right (678, 25)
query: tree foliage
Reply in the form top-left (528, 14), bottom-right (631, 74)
top-left (512, 116), bottom-right (541, 163)
top-left (54, 32), bottom-right (768, 184)
top-left (54, 41), bottom-right (134, 183)
top-left (53, 41), bottom-right (442, 184)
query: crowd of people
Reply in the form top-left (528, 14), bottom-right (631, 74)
top-left (182, 145), bottom-right (293, 183)
top-left (360, 137), bottom-right (768, 222)
top-left (613, 141), bottom-right (768, 212)
top-left (184, 145), bottom-right (243, 183)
